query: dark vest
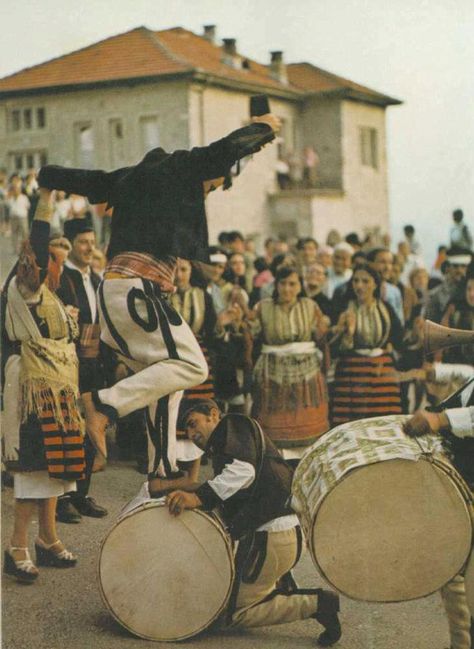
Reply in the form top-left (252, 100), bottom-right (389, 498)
top-left (203, 414), bottom-right (294, 539)
top-left (56, 265), bottom-right (100, 325)
top-left (430, 377), bottom-right (474, 488)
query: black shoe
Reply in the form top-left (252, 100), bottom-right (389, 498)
top-left (35, 539), bottom-right (77, 568)
top-left (313, 589), bottom-right (341, 647)
top-left (56, 499), bottom-right (82, 524)
top-left (3, 548), bottom-right (39, 584)
top-left (135, 459), bottom-right (148, 475)
top-left (71, 496), bottom-right (108, 518)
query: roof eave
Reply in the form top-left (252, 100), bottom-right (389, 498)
top-left (0, 69), bottom-right (195, 99)
top-left (191, 70), bottom-right (304, 101)
top-left (304, 87), bottom-right (402, 107)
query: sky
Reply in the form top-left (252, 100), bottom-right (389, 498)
top-left (1, 0), bottom-right (473, 264)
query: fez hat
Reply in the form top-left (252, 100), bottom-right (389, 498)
top-left (63, 218), bottom-right (94, 242)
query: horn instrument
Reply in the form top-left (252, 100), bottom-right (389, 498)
top-left (423, 319), bottom-right (474, 355)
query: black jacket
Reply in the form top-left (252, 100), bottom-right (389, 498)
top-left (38, 123), bottom-right (274, 263)
top-left (56, 265), bottom-right (101, 325)
top-left (196, 414), bottom-right (294, 539)
top-left (56, 264), bottom-right (103, 392)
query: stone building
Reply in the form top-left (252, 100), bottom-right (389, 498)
top-left (0, 25), bottom-right (401, 246)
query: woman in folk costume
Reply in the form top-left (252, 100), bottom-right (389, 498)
top-left (170, 259), bottom-right (217, 470)
top-left (251, 266), bottom-right (330, 461)
top-left (38, 114), bottom-right (280, 495)
top-left (331, 263), bottom-right (403, 425)
top-left (439, 263), bottom-right (474, 367)
top-left (2, 189), bottom-right (85, 583)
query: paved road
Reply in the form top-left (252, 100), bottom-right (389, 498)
top-left (2, 451), bottom-right (452, 649)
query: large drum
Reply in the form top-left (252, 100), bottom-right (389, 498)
top-left (98, 498), bottom-right (234, 641)
top-left (292, 415), bottom-right (473, 602)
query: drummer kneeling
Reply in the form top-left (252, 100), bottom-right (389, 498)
top-left (166, 399), bottom-right (341, 647)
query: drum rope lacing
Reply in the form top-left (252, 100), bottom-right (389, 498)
top-left (412, 436), bottom-right (474, 506)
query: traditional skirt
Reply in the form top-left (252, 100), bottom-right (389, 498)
top-left (182, 337), bottom-right (214, 401)
top-left (251, 342), bottom-right (329, 448)
top-left (331, 351), bottom-right (402, 425)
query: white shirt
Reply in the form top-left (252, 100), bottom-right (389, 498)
top-left (433, 362), bottom-right (474, 438)
top-left (8, 193), bottom-right (30, 219)
top-left (65, 259), bottom-right (97, 322)
top-left (207, 459), bottom-right (299, 532)
top-left (324, 268), bottom-right (352, 299)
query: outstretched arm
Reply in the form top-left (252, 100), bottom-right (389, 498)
top-left (170, 114), bottom-right (281, 182)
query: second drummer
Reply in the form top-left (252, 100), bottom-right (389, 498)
top-left (165, 399), bottom-right (342, 646)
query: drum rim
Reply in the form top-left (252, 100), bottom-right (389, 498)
top-left (97, 501), bottom-right (235, 641)
top-left (309, 456), bottom-right (473, 603)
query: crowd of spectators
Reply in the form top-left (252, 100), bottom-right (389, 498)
top-left (1, 169), bottom-right (473, 508)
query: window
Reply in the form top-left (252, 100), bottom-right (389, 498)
top-left (36, 107), bottom-right (46, 128)
top-left (360, 127), bottom-right (378, 169)
top-left (9, 106), bottom-right (46, 132)
top-left (11, 110), bottom-right (21, 131)
top-left (75, 123), bottom-right (95, 167)
top-left (9, 150), bottom-right (48, 173)
top-left (140, 116), bottom-right (160, 155)
top-left (23, 109), bottom-right (32, 130)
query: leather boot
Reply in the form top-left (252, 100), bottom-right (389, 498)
top-left (312, 589), bottom-right (341, 647)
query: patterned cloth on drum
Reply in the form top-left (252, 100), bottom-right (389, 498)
top-left (99, 497), bottom-right (234, 641)
top-left (292, 415), bottom-right (473, 602)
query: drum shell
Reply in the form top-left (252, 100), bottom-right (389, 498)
top-left (292, 415), bottom-right (473, 603)
top-left (98, 502), bottom-right (234, 641)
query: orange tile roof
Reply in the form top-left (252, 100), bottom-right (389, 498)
top-left (0, 26), bottom-right (400, 106)
top-left (0, 26), bottom-right (300, 97)
top-left (287, 62), bottom-right (401, 105)
top-left (157, 27), bottom-right (293, 92)
top-left (0, 28), bottom-right (190, 94)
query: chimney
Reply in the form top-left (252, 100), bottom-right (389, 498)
top-left (223, 38), bottom-right (237, 56)
top-left (222, 38), bottom-right (238, 67)
top-left (203, 24), bottom-right (216, 43)
top-left (270, 50), bottom-right (287, 84)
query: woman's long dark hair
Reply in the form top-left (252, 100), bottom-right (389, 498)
top-left (272, 266), bottom-right (305, 302)
top-left (345, 263), bottom-right (382, 301)
top-left (223, 252), bottom-right (247, 289)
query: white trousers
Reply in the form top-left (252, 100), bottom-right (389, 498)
top-left (97, 278), bottom-right (207, 478)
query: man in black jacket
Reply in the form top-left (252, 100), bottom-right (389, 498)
top-left (55, 218), bottom-right (108, 522)
top-left (39, 114), bottom-right (280, 493)
top-left (166, 399), bottom-right (341, 646)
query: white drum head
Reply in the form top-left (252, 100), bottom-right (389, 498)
top-left (312, 458), bottom-right (472, 602)
top-left (98, 504), bottom-right (234, 641)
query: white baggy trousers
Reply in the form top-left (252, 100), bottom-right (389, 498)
top-left (96, 278), bottom-right (208, 478)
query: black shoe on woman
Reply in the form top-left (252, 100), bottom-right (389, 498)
top-left (3, 547), bottom-right (39, 584)
top-left (35, 539), bottom-right (77, 568)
